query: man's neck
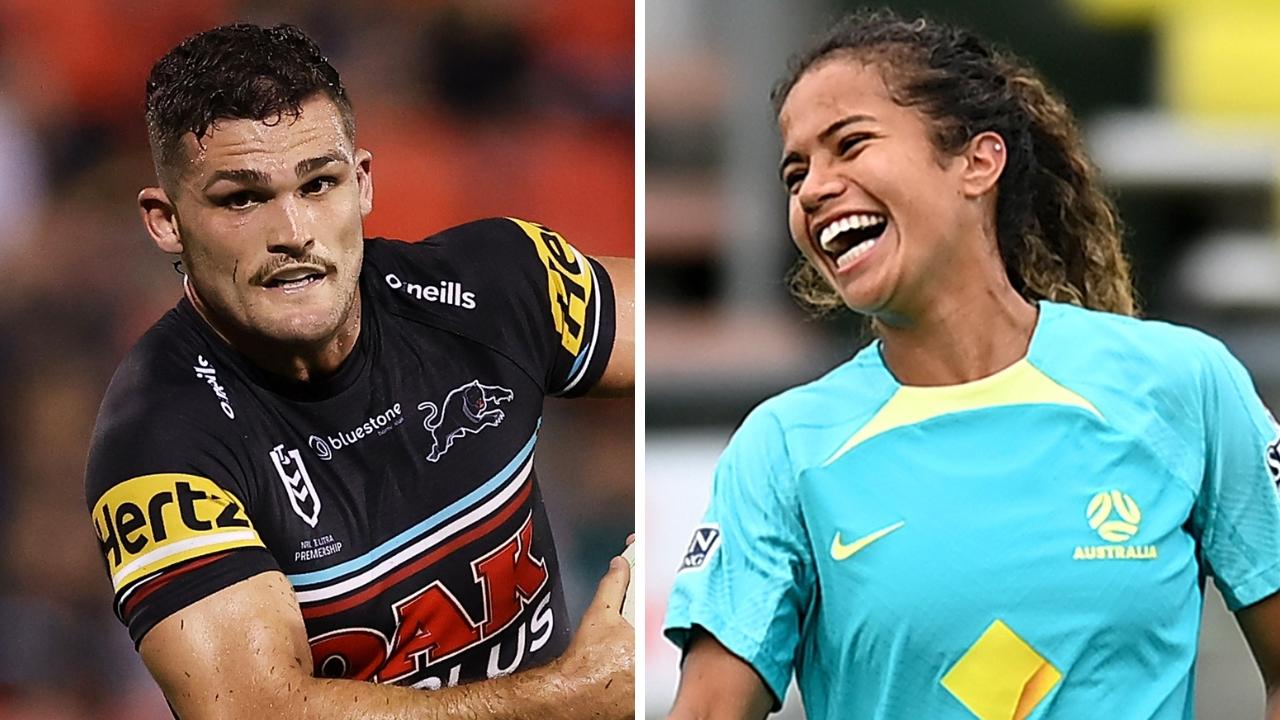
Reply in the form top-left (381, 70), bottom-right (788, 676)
top-left (185, 279), bottom-right (362, 383)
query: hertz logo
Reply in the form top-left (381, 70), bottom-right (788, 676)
top-left (92, 474), bottom-right (264, 592)
top-left (1073, 489), bottom-right (1157, 561)
top-left (508, 218), bottom-right (593, 356)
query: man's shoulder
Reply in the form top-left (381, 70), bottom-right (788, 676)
top-left (89, 305), bottom-right (246, 493)
top-left (103, 304), bottom-right (238, 416)
top-left (360, 217), bottom-right (559, 327)
top-left (363, 217), bottom-right (540, 264)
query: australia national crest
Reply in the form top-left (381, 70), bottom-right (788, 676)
top-left (417, 380), bottom-right (514, 462)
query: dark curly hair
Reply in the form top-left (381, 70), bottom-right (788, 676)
top-left (774, 9), bottom-right (1136, 317)
top-left (145, 23), bottom-right (355, 189)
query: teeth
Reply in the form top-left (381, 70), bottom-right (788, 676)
top-left (818, 213), bottom-right (887, 251)
top-left (266, 266), bottom-right (325, 287)
top-left (277, 275), bottom-right (320, 293)
top-left (835, 239), bottom-right (877, 270)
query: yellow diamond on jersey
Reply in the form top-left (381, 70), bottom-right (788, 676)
top-left (1087, 489), bottom-right (1142, 542)
top-left (941, 619), bottom-right (1062, 720)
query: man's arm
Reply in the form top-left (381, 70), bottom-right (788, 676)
top-left (590, 256), bottom-right (633, 397)
top-left (1235, 591), bottom-right (1280, 719)
top-left (667, 629), bottom-right (774, 720)
top-left (142, 560), bottom-right (633, 720)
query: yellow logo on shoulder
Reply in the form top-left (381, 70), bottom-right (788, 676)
top-left (508, 218), bottom-right (593, 356)
top-left (92, 473), bottom-right (263, 591)
top-left (1073, 489), bottom-right (1157, 561)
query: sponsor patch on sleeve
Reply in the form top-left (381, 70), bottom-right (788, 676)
top-left (1267, 434), bottom-right (1280, 491)
top-left (678, 523), bottom-right (722, 573)
top-left (91, 473), bottom-right (264, 593)
top-left (507, 218), bottom-right (594, 356)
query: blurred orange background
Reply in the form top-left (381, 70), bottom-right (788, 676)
top-left (0, 1), bottom-right (633, 718)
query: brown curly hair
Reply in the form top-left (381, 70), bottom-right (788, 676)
top-left (774, 9), bottom-right (1136, 316)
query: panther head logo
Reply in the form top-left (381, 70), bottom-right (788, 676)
top-left (417, 380), bottom-right (515, 462)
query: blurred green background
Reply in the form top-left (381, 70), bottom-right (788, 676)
top-left (646, 0), bottom-right (1280, 717)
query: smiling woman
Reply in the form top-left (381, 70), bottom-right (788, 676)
top-left (774, 17), bottom-right (1134, 326)
top-left (662, 8), bottom-right (1280, 720)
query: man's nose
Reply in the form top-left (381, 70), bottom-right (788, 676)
top-left (267, 196), bottom-right (313, 256)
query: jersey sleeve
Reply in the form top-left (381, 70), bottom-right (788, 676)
top-left (1190, 338), bottom-right (1280, 610)
top-left (663, 406), bottom-right (814, 707)
top-left (496, 218), bottom-right (617, 396)
top-left (378, 218), bottom-right (618, 396)
top-left (86, 378), bottom-right (277, 646)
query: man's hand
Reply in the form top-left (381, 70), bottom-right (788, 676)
top-left (550, 554), bottom-right (636, 718)
top-left (139, 565), bottom-right (635, 719)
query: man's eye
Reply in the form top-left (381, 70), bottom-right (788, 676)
top-left (221, 192), bottom-right (258, 209)
top-left (302, 176), bottom-right (337, 195)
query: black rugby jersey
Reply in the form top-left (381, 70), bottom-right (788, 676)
top-left (85, 217), bottom-right (616, 690)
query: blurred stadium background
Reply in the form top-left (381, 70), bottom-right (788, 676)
top-left (0, 1), bottom-right (632, 717)
top-left (646, 0), bottom-right (1280, 717)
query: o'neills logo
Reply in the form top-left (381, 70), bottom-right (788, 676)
top-left (385, 274), bottom-right (476, 309)
top-left (308, 403), bottom-right (404, 461)
top-left (193, 355), bottom-right (235, 419)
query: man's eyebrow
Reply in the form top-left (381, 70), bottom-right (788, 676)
top-left (204, 168), bottom-right (270, 191)
top-left (201, 153), bottom-right (349, 192)
top-left (295, 153), bottom-right (349, 178)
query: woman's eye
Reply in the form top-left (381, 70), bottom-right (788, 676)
top-left (838, 134), bottom-right (870, 155)
top-left (784, 169), bottom-right (806, 194)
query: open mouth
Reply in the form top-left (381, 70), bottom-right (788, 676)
top-left (262, 266), bottom-right (328, 293)
top-left (817, 212), bottom-right (888, 270)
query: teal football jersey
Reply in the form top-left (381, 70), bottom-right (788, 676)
top-left (664, 302), bottom-right (1280, 720)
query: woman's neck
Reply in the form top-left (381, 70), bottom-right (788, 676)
top-left (874, 280), bottom-right (1038, 387)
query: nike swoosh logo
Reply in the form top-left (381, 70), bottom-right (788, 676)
top-left (831, 521), bottom-right (906, 561)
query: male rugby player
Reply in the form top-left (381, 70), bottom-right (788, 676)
top-left (84, 24), bottom-right (634, 719)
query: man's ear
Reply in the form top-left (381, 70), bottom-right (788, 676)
top-left (139, 186), bottom-right (182, 254)
top-left (960, 131), bottom-right (1007, 199)
top-left (355, 148), bottom-right (373, 217)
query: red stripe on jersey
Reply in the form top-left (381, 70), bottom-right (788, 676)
top-left (121, 551), bottom-right (235, 620)
top-left (300, 479), bottom-right (534, 620)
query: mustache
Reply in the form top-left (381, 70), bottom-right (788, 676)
top-left (249, 254), bottom-right (336, 285)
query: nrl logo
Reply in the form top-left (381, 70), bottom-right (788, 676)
top-left (1266, 434), bottom-right (1280, 492)
top-left (678, 524), bottom-right (721, 572)
top-left (417, 380), bottom-right (514, 462)
top-left (271, 444), bottom-right (321, 527)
